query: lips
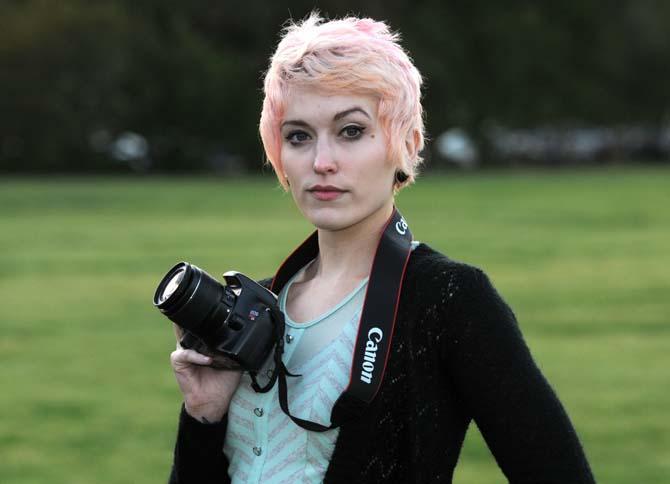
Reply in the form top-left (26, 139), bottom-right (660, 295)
top-left (307, 185), bottom-right (346, 201)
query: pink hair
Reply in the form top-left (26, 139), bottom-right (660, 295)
top-left (259, 12), bottom-right (425, 189)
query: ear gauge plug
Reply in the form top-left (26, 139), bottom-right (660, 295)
top-left (395, 170), bottom-right (409, 184)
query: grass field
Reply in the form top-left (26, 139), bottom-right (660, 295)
top-left (1, 167), bottom-right (669, 483)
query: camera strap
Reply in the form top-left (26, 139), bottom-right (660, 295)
top-left (267, 207), bottom-right (413, 432)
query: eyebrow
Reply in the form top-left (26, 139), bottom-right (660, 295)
top-left (334, 107), bottom-right (371, 121)
top-left (281, 106), bottom-right (371, 129)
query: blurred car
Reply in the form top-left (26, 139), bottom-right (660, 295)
top-left (433, 123), bottom-right (670, 167)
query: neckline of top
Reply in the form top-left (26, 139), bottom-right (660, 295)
top-left (279, 262), bottom-right (369, 329)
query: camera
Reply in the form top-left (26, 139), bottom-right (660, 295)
top-left (153, 262), bottom-right (280, 372)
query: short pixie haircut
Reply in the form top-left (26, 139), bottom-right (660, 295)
top-left (259, 12), bottom-right (425, 190)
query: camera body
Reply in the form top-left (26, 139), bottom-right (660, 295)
top-left (153, 262), bottom-right (278, 372)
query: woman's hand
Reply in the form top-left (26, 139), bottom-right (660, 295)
top-left (170, 325), bottom-right (241, 423)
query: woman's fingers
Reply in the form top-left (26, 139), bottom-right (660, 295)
top-left (169, 345), bottom-right (242, 421)
top-left (170, 348), bottom-right (212, 369)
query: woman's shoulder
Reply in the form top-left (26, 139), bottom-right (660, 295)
top-left (405, 243), bottom-right (511, 319)
top-left (406, 242), bottom-right (487, 292)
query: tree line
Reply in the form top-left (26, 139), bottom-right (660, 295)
top-left (1, 0), bottom-right (669, 173)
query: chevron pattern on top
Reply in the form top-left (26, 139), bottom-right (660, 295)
top-left (224, 269), bottom-right (367, 484)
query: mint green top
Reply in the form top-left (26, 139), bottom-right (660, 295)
top-left (223, 264), bottom-right (367, 483)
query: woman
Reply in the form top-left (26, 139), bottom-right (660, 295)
top-left (168, 13), bottom-right (594, 483)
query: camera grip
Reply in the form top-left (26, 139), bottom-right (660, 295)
top-left (179, 331), bottom-right (243, 370)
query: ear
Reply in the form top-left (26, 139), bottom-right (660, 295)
top-left (405, 128), bottom-right (421, 162)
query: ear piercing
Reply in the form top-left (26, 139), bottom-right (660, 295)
top-left (395, 170), bottom-right (409, 184)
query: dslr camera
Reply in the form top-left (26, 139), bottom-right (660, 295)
top-left (153, 262), bottom-right (281, 372)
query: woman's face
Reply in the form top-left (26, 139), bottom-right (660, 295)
top-left (280, 87), bottom-right (396, 232)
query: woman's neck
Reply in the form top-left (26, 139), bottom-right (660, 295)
top-left (311, 202), bottom-right (394, 283)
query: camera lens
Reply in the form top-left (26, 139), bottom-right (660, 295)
top-left (153, 262), bottom-right (234, 346)
top-left (158, 267), bottom-right (185, 304)
top-left (154, 263), bottom-right (193, 311)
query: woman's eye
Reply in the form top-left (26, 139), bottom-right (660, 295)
top-left (285, 131), bottom-right (310, 145)
top-left (341, 125), bottom-right (365, 139)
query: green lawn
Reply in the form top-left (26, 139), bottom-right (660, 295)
top-left (1, 167), bottom-right (668, 483)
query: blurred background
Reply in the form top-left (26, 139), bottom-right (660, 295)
top-left (3, 0), bottom-right (670, 173)
top-left (1, 1), bottom-right (669, 483)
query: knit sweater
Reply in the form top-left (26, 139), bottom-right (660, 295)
top-left (168, 243), bottom-right (595, 483)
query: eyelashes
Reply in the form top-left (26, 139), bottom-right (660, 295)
top-left (284, 125), bottom-right (366, 145)
top-left (285, 131), bottom-right (310, 144)
top-left (341, 125), bottom-right (365, 139)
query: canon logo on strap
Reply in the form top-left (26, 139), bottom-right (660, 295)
top-left (360, 327), bottom-right (383, 384)
top-left (395, 217), bottom-right (408, 235)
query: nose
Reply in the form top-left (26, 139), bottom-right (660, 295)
top-left (312, 138), bottom-right (337, 174)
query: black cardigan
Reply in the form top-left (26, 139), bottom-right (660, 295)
top-left (169, 243), bottom-right (595, 483)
